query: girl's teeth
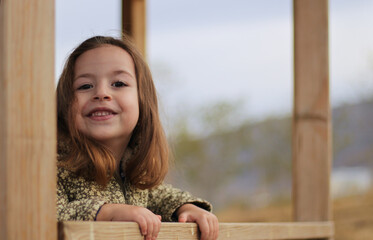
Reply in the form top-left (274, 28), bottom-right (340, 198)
top-left (92, 111), bottom-right (110, 116)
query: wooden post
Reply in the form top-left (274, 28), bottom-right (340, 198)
top-left (0, 0), bottom-right (56, 239)
top-left (122, 0), bottom-right (147, 57)
top-left (293, 0), bottom-right (332, 224)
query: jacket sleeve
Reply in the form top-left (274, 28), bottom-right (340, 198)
top-left (147, 184), bottom-right (212, 222)
top-left (57, 167), bottom-right (106, 221)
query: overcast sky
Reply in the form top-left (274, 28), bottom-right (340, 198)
top-left (56, 0), bottom-right (373, 125)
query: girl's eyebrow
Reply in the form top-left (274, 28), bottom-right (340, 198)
top-left (74, 70), bottom-right (135, 81)
top-left (74, 73), bottom-right (95, 81)
top-left (112, 70), bottom-right (135, 79)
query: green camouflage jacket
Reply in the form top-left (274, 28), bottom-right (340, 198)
top-left (57, 167), bottom-right (211, 222)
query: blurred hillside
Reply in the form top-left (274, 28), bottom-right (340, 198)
top-left (217, 189), bottom-right (373, 240)
top-left (167, 98), bottom-right (373, 210)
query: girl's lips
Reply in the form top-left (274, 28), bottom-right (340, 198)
top-left (89, 112), bottom-right (115, 121)
top-left (87, 108), bottom-right (117, 121)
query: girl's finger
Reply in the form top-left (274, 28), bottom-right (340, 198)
top-left (146, 217), bottom-right (154, 240)
top-left (197, 218), bottom-right (210, 240)
top-left (208, 216), bottom-right (218, 240)
top-left (153, 215), bottom-right (161, 239)
top-left (137, 217), bottom-right (148, 236)
top-left (206, 218), bottom-right (212, 240)
top-left (213, 216), bottom-right (219, 240)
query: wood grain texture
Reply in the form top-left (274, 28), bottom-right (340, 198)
top-left (122, 0), bottom-right (146, 56)
top-left (0, 0), bottom-right (56, 239)
top-left (293, 0), bottom-right (332, 222)
top-left (59, 221), bottom-right (334, 240)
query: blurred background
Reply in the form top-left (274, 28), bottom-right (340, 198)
top-left (56, 1), bottom-right (373, 239)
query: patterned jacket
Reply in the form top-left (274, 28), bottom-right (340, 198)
top-left (57, 167), bottom-right (212, 222)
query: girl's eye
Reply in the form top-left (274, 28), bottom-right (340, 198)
top-left (77, 84), bottom-right (93, 90)
top-left (112, 81), bottom-right (127, 88)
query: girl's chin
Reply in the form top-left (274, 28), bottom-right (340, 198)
top-left (87, 134), bottom-right (129, 146)
top-left (90, 135), bottom-right (118, 142)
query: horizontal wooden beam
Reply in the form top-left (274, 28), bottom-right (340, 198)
top-left (59, 221), bottom-right (334, 240)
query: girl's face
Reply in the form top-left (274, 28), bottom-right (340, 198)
top-left (72, 45), bottom-right (139, 149)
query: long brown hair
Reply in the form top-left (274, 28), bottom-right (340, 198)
top-left (57, 35), bottom-right (169, 189)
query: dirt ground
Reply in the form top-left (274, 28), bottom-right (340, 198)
top-left (216, 189), bottom-right (373, 240)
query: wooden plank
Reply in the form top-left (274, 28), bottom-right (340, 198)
top-left (0, 0), bottom-right (56, 239)
top-left (122, 0), bottom-right (147, 56)
top-left (293, 0), bottom-right (332, 222)
top-left (59, 221), bottom-right (334, 240)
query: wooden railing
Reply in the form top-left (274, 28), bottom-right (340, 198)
top-left (59, 221), bottom-right (334, 240)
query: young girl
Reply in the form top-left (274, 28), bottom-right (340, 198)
top-left (56, 35), bottom-right (219, 240)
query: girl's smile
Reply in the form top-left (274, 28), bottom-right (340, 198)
top-left (87, 107), bottom-right (117, 120)
top-left (73, 45), bottom-right (139, 155)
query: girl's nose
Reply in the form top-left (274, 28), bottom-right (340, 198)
top-left (93, 84), bottom-right (112, 101)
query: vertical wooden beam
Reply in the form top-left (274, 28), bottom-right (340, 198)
top-left (0, 0), bottom-right (56, 239)
top-left (122, 0), bottom-right (147, 57)
top-left (293, 0), bottom-right (332, 224)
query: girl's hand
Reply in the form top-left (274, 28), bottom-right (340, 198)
top-left (96, 203), bottom-right (161, 240)
top-left (176, 204), bottom-right (219, 240)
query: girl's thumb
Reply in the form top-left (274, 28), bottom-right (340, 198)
top-left (178, 213), bottom-right (188, 223)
